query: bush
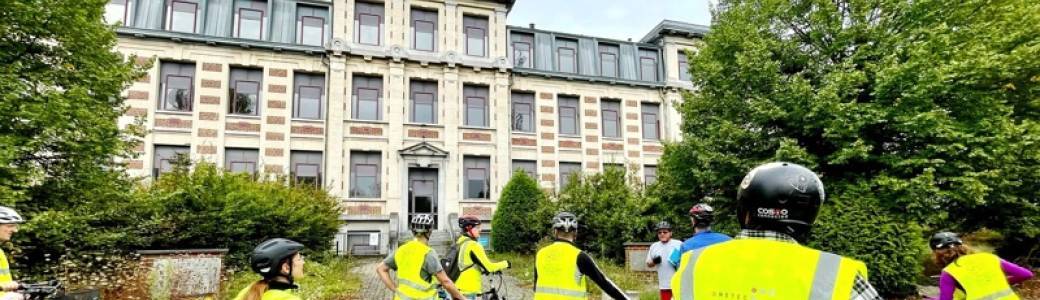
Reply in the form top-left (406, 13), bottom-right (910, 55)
top-left (491, 170), bottom-right (550, 253)
top-left (135, 162), bottom-right (341, 266)
top-left (808, 184), bottom-right (927, 298)
top-left (555, 167), bottom-right (654, 262)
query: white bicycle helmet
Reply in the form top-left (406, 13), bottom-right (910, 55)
top-left (0, 206), bottom-right (24, 224)
top-left (552, 212), bottom-right (579, 232)
top-left (411, 214), bottom-right (435, 233)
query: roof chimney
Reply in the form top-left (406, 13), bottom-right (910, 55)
top-left (529, 23), bottom-right (536, 29)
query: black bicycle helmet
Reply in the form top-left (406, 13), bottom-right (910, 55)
top-left (655, 221), bottom-right (672, 231)
top-left (930, 232), bottom-right (963, 250)
top-left (736, 162), bottom-right (825, 243)
top-left (250, 238), bottom-right (304, 282)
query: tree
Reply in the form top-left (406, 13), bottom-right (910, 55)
top-left (657, 0), bottom-right (1040, 295)
top-left (0, 0), bottom-right (143, 212)
top-left (556, 166), bottom-right (654, 262)
top-left (0, 0), bottom-right (145, 277)
top-left (491, 170), bottom-right (549, 253)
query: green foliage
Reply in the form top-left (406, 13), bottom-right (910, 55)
top-left (225, 254), bottom-right (360, 300)
top-left (808, 187), bottom-right (928, 296)
top-left (555, 167), bottom-right (655, 262)
top-left (491, 170), bottom-right (550, 253)
top-left (0, 0), bottom-right (145, 205)
top-left (657, 0), bottom-right (1040, 295)
top-left (136, 162), bottom-right (341, 265)
top-left (19, 162), bottom-right (341, 279)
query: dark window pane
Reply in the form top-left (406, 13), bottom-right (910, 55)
top-left (414, 20), bottom-right (434, 51)
top-left (512, 160), bottom-right (537, 179)
top-left (464, 156), bottom-right (490, 199)
top-left (642, 103), bottom-right (660, 140)
top-left (105, 0), bottom-right (128, 25)
top-left (224, 148), bottom-right (258, 174)
top-left (359, 14), bottom-right (380, 45)
top-left (163, 75), bottom-right (192, 111)
top-left (412, 93), bottom-right (435, 123)
top-left (559, 162), bottom-right (581, 189)
top-left (558, 97), bottom-right (579, 135)
top-left (466, 28), bottom-right (485, 56)
top-left (170, 1), bottom-right (197, 33)
top-left (513, 42), bottom-right (531, 68)
top-left (678, 51), bottom-right (691, 81)
top-left (238, 8), bottom-right (263, 40)
top-left (300, 16), bottom-right (325, 46)
top-left (558, 48), bottom-right (576, 73)
top-left (296, 86), bottom-right (322, 119)
top-left (350, 151), bottom-right (380, 198)
top-left (231, 81), bottom-right (259, 115)
top-left (291, 151), bottom-right (322, 186)
top-left (601, 100), bottom-right (621, 138)
top-left (355, 88), bottom-right (380, 120)
top-left (644, 165), bottom-right (658, 185)
top-left (154, 145), bottom-right (189, 177)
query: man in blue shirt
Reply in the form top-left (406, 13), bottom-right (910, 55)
top-left (669, 203), bottom-right (731, 268)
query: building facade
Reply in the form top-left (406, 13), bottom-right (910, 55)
top-left (106, 0), bottom-right (707, 255)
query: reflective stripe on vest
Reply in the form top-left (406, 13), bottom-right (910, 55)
top-left (534, 242), bottom-right (588, 300)
top-left (393, 240), bottom-right (437, 300)
top-left (944, 253), bottom-right (1019, 300)
top-left (674, 239), bottom-right (867, 300)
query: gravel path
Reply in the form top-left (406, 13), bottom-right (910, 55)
top-left (350, 258), bottom-right (534, 300)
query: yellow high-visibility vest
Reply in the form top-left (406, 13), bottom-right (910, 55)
top-left (394, 240), bottom-right (438, 300)
top-left (534, 241), bottom-right (588, 300)
top-left (671, 239), bottom-right (868, 300)
top-left (944, 253), bottom-right (1019, 300)
top-left (454, 236), bottom-right (508, 295)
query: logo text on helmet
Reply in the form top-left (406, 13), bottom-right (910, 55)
top-left (756, 207), bottom-right (789, 219)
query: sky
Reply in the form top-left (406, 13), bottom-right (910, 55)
top-left (506, 0), bottom-right (714, 42)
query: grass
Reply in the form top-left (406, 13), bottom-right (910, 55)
top-left (490, 252), bottom-right (656, 298)
top-left (223, 255), bottom-right (360, 300)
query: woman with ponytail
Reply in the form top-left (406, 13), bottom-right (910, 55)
top-left (929, 232), bottom-right (1033, 300)
top-left (233, 238), bottom-right (306, 300)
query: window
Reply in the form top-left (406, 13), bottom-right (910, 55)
top-left (678, 50), bottom-right (691, 81)
top-left (224, 148), bottom-right (259, 174)
top-left (604, 163), bottom-right (625, 173)
top-left (235, 1), bottom-right (266, 40)
top-left (410, 80), bottom-right (437, 124)
top-left (229, 67), bottom-right (262, 115)
top-left (642, 103), bottom-right (660, 140)
top-left (511, 92), bottom-right (535, 132)
top-left (293, 73), bottom-right (325, 120)
top-left (511, 33), bottom-right (533, 68)
top-left (558, 96), bottom-right (579, 135)
top-left (599, 44), bottom-right (619, 78)
top-left (298, 5), bottom-right (328, 46)
top-left (463, 85), bottom-right (488, 127)
top-left (290, 151), bottom-right (322, 186)
top-left (352, 75), bottom-right (382, 121)
top-left (350, 151), bottom-right (381, 198)
top-left (159, 61), bottom-right (195, 112)
top-left (644, 165), bottom-right (658, 185)
top-left (411, 8), bottom-right (436, 51)
top-left (355, 2), bottom-right (383, 46)
top-left (512, 160), bottom-right (537, 179)
top-left (153, 145), bottom-right (189, 178)
top-left (559, 162), bottom-right (582, 189)
top-left (105, 0), bottom-right (133, 25)
top-left (640, 49), bottom-right (658, 81)
top-left (464, 16), bottom-right (487, 57)
top-left (167, 0), bottom-right (198, 33)
top-left (556, 38), bottom-right (578, 73)
top-left (601, 100), bottom-right (621, 138)
top-left (464, 156), bottom-right (491, 199)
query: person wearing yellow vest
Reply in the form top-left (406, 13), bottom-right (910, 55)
top-left (453, 215), bottom-right (509, 299)
top-left (0, 206), bottom-right (25, 300)
top-left (929, 231), bottom-right (1033, 300)
top-left (534, 212), bottom-right (631, 300)
top-left (377, 214), bottom-right (466, 300)
top-left (671, 162), bottom-right (882, 300)
top-left (232, 238), bottom-right (306, 300)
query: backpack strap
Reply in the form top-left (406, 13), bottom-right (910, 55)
top-left (456, 239), bottom-right (478, 274)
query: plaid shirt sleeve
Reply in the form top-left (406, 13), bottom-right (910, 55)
top-left (851, 274), bottom-right (882, 300)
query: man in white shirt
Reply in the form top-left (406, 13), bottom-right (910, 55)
top-left (645, 221), bottom-right (683, 300)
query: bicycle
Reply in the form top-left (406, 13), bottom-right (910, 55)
top-left (17, 280), bottom-right (65, 300)
top-left (436, 271), bottom-right (508, 300)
